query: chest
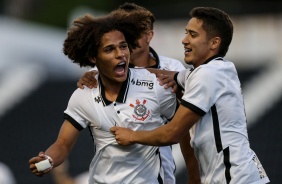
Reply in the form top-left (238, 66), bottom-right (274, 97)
top-left (89, 88), bottom-right (164, 131)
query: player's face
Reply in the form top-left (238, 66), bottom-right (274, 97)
top-left (182, 18), bottom-right (214, 68)
top-left (93, 30), bottom-right (130, 84)
top-left (130, 31), bottom-right (152, 61)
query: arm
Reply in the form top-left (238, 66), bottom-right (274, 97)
top-left (111, 104), bottom-right (201, 146)
top-left (77, 70), bottom-right (99, 89)
top-left (146, 68), bottom-right (177, 77)
top-left (146, 68), bottom-right (180, 94)
top-left (29, 120), bottom-right (80, 177)
top-left (180, 132), bottom-right (201, 184)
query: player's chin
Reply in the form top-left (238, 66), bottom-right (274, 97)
top-left (184, 59), bottom-right (193, 65)
top-left (114, 74), bottom-right (127, 83)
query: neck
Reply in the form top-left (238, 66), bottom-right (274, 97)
top-left (100, 77), bottom-right (122, 102)
top-left (131, 50), bottom-right (156, 68)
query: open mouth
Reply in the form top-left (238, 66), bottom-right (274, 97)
top-left (185, 48), bottom-right (192, 53)
top-left (114, 61), bottom-right (126, 75)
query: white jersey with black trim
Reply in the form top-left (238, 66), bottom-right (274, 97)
top-left (156, 55), bottom-right (184, 184)
top-left (149, 47), bottom-right (185, 184)
top-left (179, 56), bottom-right (269, 184)
top-left (87, 48), bottom-right (184, 184)
top-left (157, 55), bottom-right (185, 71)
top-left (130, 47), bottom-right (185, 184)
top-left (64, 68), bottom-right (177, 184)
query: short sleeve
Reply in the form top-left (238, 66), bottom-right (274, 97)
top-left (181, 66), bottom-right (225, 115)
top-left (64, 88), bottom-right (93, 130)
top-left (155, 81), bottom-right (177, 120)
top-left (176, 69), bottom-right (191, 89)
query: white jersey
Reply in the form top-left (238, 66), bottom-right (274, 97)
top-left (150, 47), bottom-right (185, 184)
top-left (177, 56), bottom-right (269, 184)
top-left (127, 47), bottom-right (185, 184)
top-left (64, 68), bottom-right (177, 184)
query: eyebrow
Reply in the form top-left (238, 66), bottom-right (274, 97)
top-left (102, 41), bottom-right (128, 49)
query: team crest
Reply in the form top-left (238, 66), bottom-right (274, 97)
top-left (130, 99), bottom-right (151, 121)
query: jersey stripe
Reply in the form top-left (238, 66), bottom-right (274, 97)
top-left (157, 148), bottom-right (164, 184)
top-left (223, 147), bottom-right (231, 183)
top-left (211, 105), bottom-right (223, 152)
top-left (211, 105), bottom-right (232, 183)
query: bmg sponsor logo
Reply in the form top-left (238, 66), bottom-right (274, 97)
top-left (131, 78), bottom-right (154, 89)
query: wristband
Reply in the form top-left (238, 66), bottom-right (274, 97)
top-left (35, 155), bottom-right (53, 172)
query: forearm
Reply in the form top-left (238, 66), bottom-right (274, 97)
top-left (45, 140), bottom-right (74, 168)
top-left (131, 124), bottom-right (182, 146)
top-left (146, 68), bottom-right (177, 77)
top-left (180, 132), bottom-right (201, 184)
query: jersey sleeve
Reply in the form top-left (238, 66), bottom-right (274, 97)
top-left (181, 66), bottom-right (225, 115)
top-left (176, 69), bottom-right (191, 89)
top-left (155, 80), bottom-right (177, 120)
top-left (169, 59), bottom-right (186, 71)
top-left (158, 56), bottom-right (186, 72)
top-left (64, 88), bottom-right (92, 130)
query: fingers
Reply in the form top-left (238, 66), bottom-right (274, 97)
top-left (110, 127), bottom-right (135, 146)
top-left (77, 71), bottom-right (99, 89)
top-left (29, 151), bottom-right (49, 177)
top-left (110, 126), bottom-right (117, 135)
top-left (29, 157), bottom-right (45, 177)
top-left (157, 74), bottom-right (178, 92)
top-left (157, 74), bottom-right (171, 86)
top-left (77, 81), bottom-right (85, 89)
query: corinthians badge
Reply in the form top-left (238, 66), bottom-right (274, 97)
top-left (129, 99), bottom-right (151, 121)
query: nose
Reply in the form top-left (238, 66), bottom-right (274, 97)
top-left (116, 49), bottom-right (125, 58)
top-left (182, 35), bottom-right (189, 45)
top-left (116, 51), bottom-right (127, 61)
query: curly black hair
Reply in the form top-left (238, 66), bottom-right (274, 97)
top-left (63, 13), bottom-right (148, 68)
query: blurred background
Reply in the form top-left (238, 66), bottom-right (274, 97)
top-left (0, 0), bottom-right (281, 183)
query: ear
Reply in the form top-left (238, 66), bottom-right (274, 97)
top-left (146, 30), bottom-right (154, 43)
top-left (89, 57), bottom-right (96, 64)
top-left (211, 37), bottom-right (221, 50)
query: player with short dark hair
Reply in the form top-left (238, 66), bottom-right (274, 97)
top-left (111, 7), bottom-right (270, 184)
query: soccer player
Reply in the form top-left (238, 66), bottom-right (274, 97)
top-left (75, 3), bottom-right (200, 184)
top-left (111, 7), bottom-right (270, 184)
top-left (28, 12), bottom-right (193, 184)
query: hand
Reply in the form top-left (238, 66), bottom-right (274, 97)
top-left (110, 126), bottom-right (135, 145)
top-left (29, 151), bottom-right (52, 177)
top-left (77, 70), bottom-right (99, 89)
top-left (157, 73), bottom-right (178, 93)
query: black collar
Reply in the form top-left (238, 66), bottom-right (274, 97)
top-left (190, 55), bottom-right (224, 72)
top-left (128, 47), bottom-right (160, 69)
top-left (98, 70), bottom-right (131, 106)
top-left (203, 54), bottom-right (224, 65)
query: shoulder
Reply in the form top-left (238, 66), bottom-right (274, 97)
top-left (68, 87), bottom-right (94, 106)
top-left (158, 55), bottom-right (185, 71)
top-left (193, 61), bottom-right (222, 77)
top-left (72, 87), bottom-right (93, 97)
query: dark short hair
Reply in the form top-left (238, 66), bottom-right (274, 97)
top-left (111, 3), bottom-right (155, 31)
top-left (190, 7), bottom-right (233, 56)
top-left (63, 13), bottom-right (147, 67)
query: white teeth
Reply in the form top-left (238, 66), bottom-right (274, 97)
top-left (118, 62), bottom-right (125, 66)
